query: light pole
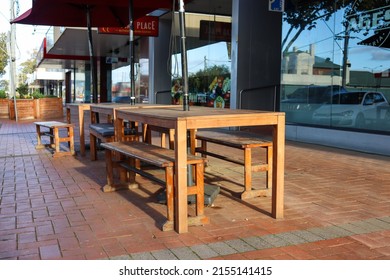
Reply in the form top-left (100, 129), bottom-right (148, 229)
top-left (9, 0), bottom-right (18, 121)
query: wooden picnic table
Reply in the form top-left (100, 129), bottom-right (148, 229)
top-left (115, 106), bottom-right (286, 233)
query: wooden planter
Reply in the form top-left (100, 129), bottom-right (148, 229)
top-left (36, 97), bottom-right (64, 119)
top-left (0, 99), bottom-right (9, 118)
top-left (8, 99), bottom-right (37, 120)
top-left (8, 98), bottom-right (63, 120)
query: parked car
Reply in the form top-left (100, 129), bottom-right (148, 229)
top-left (312, 91), bottom-right (390, 128)
top-left (112, 96), bottom-right (131, 103)
top-left (280, 85), bottom-right (348, 123)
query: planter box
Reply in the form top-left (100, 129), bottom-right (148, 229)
top-left (8, 98), bottom-right (63, 120)
top-left (0, 99), bottom-right (9, 118)
top-left (36, 98), bottom-right (64, 119)
top-left (8, 99), bottom-right (37, 120)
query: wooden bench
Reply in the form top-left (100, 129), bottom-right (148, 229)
top-left (195, 129), bottom-right (273, 200)
top-left (101, 141), bottom-right (209, 231)
top-left (34, 121), bottom-right (75, 157)
top-left (89, 122), bottom-right (138, 160)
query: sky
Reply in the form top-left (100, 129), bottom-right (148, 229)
top-left (283, 7), bottom-right (390, 73)
top-left (1, 0), bottom-right (48, 69)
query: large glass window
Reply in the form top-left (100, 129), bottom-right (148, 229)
top-left (170, 13), bottom-right (232, 108)
top-left (280, 1), bottom-right (390, 133)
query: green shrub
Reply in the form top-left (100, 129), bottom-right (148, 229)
top-left (31, 91), bottom-right (45, 99)
top-left (0, 90), bottom-right (7, 99)
top-left (16, 84), bottom-right (29, 98)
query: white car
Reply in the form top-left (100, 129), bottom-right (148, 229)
top-left (312, 91), bottom-right (390, 128)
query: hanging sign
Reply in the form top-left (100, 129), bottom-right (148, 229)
top-left (98, 16), bottom-right (159, 37)
top-left (269, 0), bottom-right (285, 12)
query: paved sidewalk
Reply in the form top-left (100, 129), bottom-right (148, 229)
top-left (0, 118), bottom-right (389, 260)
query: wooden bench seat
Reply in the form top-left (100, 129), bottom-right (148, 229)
top-left (101, 141), bottom-right (209, 231)
top-left (89, 123), bottom-right (138, 160)
top-left (34, 121), bottom-right (75, 157)
top-left (195, 129), bottom-right (272, 199)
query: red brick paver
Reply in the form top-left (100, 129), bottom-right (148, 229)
top-left (0, 118), bottom-right (389, 260)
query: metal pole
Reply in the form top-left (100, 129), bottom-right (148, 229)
top-left (178, 0), bottom-right (189, 111)
top-left (86, 6), bottom-right (98, 103)
top-left (341, 22), bottom-right (349, 88)
top-left (129, 0), bottom-right (136, 105)
top-left (9, 0), bottom-right (18, 121)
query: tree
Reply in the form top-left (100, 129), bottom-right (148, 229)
top-left (188, 65), bottom-right (230, 93)
top-left (283, 0), bottom-right (389, 54)
top-left (16, 83), bottom-right (28, 98)
top-left (0, 32), bottom-right (8, 77)
top-left (283, 0), bottom-right (349, 54)
top-left (0, 80), bottom-right (8, 92)
top-left (18, 49), bottom-right (38, 85)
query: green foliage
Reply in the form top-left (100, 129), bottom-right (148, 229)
top-left (188, 65), bottom-right (231, 93)
top-left (31, 91), bottom-right (45, 99)
top-left (18, 50), bottom-right (38, 84)
top-left (16, 83), bottom-right (29, 98)
top-left (0, 89), bottom-right (7, 99)
top-left (0, 33), bottom-right (8, 77)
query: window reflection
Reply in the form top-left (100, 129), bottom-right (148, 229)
top-left (280, 1), bottom-right (390, 133)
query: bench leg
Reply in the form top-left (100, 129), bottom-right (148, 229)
top-left (195, 162), bottom-right (205, 216)
top-left (126, 157), bottom-right (137, 185)
top-left (186, 162), bottom-right (209, 228)
top-left (50, 127), bottom-right (60, 154)
top-left (68, 126), bottom-right (75, 155)
top-left (267, 145), bottom-right (273, 189)
top-left (166, 167), bottom-right (174, 219)
top-left (198, 140), bottom-right (208, 168)
top-left (241, 146), bottom-right (272, 199)
top-left (102, 149), bottom-right (115, 192)
top-left (243, 147), bottom-right (252, 193)
top-left (90, 133), bottom-right (97, 161)
top-left (35, 125), bottom-right (45, 149)
top-left (161, 166), bottom-right (174, 231)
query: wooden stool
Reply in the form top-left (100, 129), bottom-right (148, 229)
top-left (35, 121), bottom-right (75, 157)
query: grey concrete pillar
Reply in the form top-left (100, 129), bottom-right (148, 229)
top-left (148, 18), bottom-right (174, 104)
top-left (231, 0), bottom-right (282, 110)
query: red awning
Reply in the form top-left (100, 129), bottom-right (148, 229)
top-left (11, 0), bottom-right (176, 27)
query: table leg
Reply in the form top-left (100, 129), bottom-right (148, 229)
top-left (175, 120), bottom-right (188, 233)
top-left (272, 115), bottom-right (285, 219)
top-left (78, 106), bottom-right (86, 157)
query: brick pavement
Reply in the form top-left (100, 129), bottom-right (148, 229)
top-left (0, 118), bottom-right (389, 260)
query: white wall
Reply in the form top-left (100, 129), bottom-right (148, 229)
top-left (286, 124), bottom-right (390, 156)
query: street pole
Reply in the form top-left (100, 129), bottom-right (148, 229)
top-left (86, 6), bottom-right (98, 103)
top-left (341, 17), bottom-right (350, 88)
top-left (9, 0), bottom-right (18, 121)
top-left (129, 0), bottom-right (136, 105)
